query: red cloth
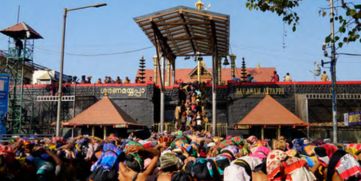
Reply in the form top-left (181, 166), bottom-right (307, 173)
top-left (323, 143), bottom-right (338, 158)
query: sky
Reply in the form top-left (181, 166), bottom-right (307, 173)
top-left (0, 0), bottom-right (360, 82)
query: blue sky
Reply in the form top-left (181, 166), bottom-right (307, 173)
top-left (0, 0), bottom-right (360, 81)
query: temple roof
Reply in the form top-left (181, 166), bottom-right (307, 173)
top-left (236, 95), bottom-right (307, 126)
top-left (66, 96), bottom-right (143, 127)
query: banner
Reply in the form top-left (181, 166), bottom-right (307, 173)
top-left (348, 112), bottom-right (361, 126)
top-left (0, 74), bottom-right (10, 134)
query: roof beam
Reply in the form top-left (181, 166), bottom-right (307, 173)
top-left (157, 21), bottom-right (210, 26)
top-left (180, 13), bottom-right (197, 55)
top-left (151, 21), bottom-right (176, 62)
top-left (171, 36), bottom-right (208, 41)
top-left (210, 20), bottom-right (218, 55)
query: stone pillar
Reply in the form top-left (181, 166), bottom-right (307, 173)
top-left (197, 59), bottom-right (201, 82)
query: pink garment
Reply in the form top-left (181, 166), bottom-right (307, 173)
top-left (251, 146), bottom-right (270, 160)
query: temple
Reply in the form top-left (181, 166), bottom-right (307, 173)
top-left (0, 5), bottom-right (361, 142)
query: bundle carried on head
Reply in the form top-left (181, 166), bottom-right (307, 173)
top-left (266, 150), bottom-right (288, 180)
top-left (345, 143), bottom-right (361, 156)
top-left (124, 141), bottom-right (143, 154)
top-left (160, 152), bottom-right (183, 170)
top-left (327, 149), bottom-right (361, 181)
top-left (220, 145), bottom-right (239, 161)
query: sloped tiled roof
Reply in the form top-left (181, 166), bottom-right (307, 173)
top-left (138, 67), bottom-right (275, 83)
top-left (236, 95), bottom-right (307, 126)
top-left (0, 22), bottom-right (43, 39)
top-left (67, 96), bottom-right (143, 127)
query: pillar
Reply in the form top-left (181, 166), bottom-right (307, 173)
top-left (217, 57), bottom-right (222, 85)
top-left (172, 62), bottom-right (176, 85)
top-left (261, 127), bottom-right (264, 140)
top-left (212, 55), bottom-right (217, 135)
top-left (166, 59), bottom-right (171, 86)
top-left (197, 59), bottom-right (201, 82)
top-left (103, 126), bottom-right (107, 139)
top-left (153, 55), bottom-right (158, 84)
top-left (305, 98), bottom-right (310, 138)
top-left (91, 126), bottom-right (95, 137)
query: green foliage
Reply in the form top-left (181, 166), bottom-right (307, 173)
top-left (333, 1), bottom-right (361, 49)
top-left (245, 0), bottom-right (301, 32)
top-left (244, 0), bottom-right (360, 49)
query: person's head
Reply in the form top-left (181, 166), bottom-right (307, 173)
top-left (125, 153), bottom-right (143, 172)
top-left (192, 158), bottom-right (220, 181)
top-left (314, 147), bottom-right (329, 167)
top-left (160, 152), bottom-right (182, 172)
top-left (274, 139), bottom-right (287, 151)
top-left (323, 71), bottom-right (326, 74)
top-left (171, 171), bottom-right (192, 181)
top-left (273, 71), bottom-right (277, 74)
top-left (286, 72), bottom-right (290, 75)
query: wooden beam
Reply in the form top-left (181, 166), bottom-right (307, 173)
top-left (182, 9), bottom-right (229, 21)
top-left (156, 21), bottom-right (210, 26)
top-left (158, 16), bottom-right (182, 55)
top-left (154, 33), bottom-right (165, 91)
top-left (151, 21), bottom-right (176, 62)
top-left (180, 13), bottom-right (197, 54)
top-left (170, 36), bottom-right (208, 41)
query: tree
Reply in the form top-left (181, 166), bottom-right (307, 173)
top-left (245, 0), bottom-right (361, 49)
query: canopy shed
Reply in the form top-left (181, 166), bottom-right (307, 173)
top-left (134, 6), bottom-right (230, 134)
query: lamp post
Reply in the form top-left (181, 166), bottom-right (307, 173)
top-left (329, 0), bottom-right (337, 143)
top-left (322, 0), bottom-right (337, 143)
top-left (56, 3), bottom-right (107, 137)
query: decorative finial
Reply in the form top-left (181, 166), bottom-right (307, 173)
top-left (195, 0), bottom-right (204, 11)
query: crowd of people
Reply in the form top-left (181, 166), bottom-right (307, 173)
top-left (174, 83), bottom-right (208, 132)
top-left (0, 131), bottom-right (361, 181)
top-left (74, 75), bottom-right (151, 85)
top-left (66, 70), bottom-right (331, 85)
